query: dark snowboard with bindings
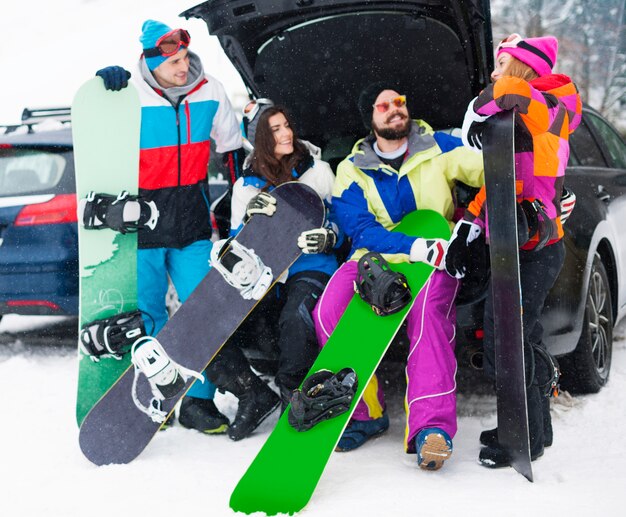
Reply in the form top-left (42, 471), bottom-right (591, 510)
top-left (229, 209), bottom-right (450, 515)
top-left (78, 182), bottom-right (325, 466)
top-left (482, 111), bottom-right (533, 481)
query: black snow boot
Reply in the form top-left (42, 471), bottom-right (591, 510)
top-left (479, 384), bottom-right (545, 468)
top-left (222, 368), bottom-right (280, 441)
top-left (178, 396), bottom-right (230, 434)
top-left (206, 343), bottom-right (280, 440)
top-left (478, 428), bottom-right (499, 447)
top-left (542, 395), bottom-right (553, 447)
top-left (478, 440), bottom-right (545, 468)
top-left (479, 422), bottom-right (553, 448)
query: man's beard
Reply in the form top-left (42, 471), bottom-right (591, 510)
top-left (372, 114), bottom-right (411, 140)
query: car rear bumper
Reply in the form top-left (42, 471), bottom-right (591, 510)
top-left (0, 263), bottom-right (78, 316)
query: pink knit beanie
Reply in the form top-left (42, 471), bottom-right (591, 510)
top-left (496, 33), bottom-right (558, 77)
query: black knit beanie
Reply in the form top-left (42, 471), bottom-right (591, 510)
top-left (357, 82), bottom-right (398, 130)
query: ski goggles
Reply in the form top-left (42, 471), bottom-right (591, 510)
top-left (143, 29), bottom-right (191, 58)
top-left (496, 33), bottom-right (554, 69)
top-left (496, 33), bottom-right (524, 51)
top-left (243, 98), bottom-right (275, 121)
top-left (372, 95), bottom-right (406, 113)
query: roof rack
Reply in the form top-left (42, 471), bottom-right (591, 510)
top-left (1, 106), bottom-right (71, 135)
top-left (22, 107), bottom-right (71, 129)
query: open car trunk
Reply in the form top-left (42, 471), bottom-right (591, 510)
top-left (182, 0), bottom-right (493, 159)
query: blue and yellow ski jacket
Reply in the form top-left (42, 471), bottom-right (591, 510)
top-left (333, 120), bottom-right (484, 263)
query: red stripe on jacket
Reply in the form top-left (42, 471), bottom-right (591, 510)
top-left (139, 141), bottom-right (210, 190)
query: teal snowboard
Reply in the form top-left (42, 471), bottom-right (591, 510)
top-left (230, 209), bottom-right (450, 515)
top-left (72, 77), bottom-right (141, 426)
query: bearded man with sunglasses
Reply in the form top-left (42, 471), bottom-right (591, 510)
top-left (94, 19), bottom-right (244, 435)
top-left (312, 83), bottom-right (484, 471)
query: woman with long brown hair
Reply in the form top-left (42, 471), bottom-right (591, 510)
top-left (205, 104), bottom-right (341, 441)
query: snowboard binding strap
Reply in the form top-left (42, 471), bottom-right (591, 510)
top-left (79, 190), bottom-right (159, 234)
top-left (130, 336), bottom-right (204, 423)
top-left (516, 199), bottom-right (554, 251)
top-left (210, 238), bottom-right (273, 300)
top-left (79, 310), bottom-right (148, 362)
top-left (531, 344), bottom-right (561, 398)
top-left (354, 252), bottom-right (412, 316)
top-left (288, 368), bottom-right (358, 432)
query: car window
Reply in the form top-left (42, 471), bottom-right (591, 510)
top-left (585, 112), bottom-right (626, 169)
top-left (568, 118), bottom-right (607, 167)
top-left (0, 148), bottom-right (66, 195)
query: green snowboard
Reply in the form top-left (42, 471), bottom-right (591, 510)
top-left (72, 77), bottom-right (141, 426)
top-left (230, 209), bottom-right (450, 515)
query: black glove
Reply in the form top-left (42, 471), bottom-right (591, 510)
top-left (445, 220), bottom-right (482, 279)
top-left (461, 97), bottom-right (489, 152)
top-left (465, 121), bottom-right (487, 150)
top-left (297, 228), bottom-right (337, 254)
top-left (96, 66), bottom-right (131, 91)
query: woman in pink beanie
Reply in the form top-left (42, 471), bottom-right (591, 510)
top-left (450, 33), bottom-right (582, 469)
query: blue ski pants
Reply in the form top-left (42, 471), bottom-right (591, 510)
top-left (137, 239), bottom-right (217, 399)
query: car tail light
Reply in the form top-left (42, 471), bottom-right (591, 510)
top-left (14, 194), bottom-right (77, 226)
top-left (6, 300), bottom-right (62, 311)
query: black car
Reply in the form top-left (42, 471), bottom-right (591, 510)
top-left (182, 0), bottom-right (626, 393)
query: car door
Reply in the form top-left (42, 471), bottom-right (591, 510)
top-left (583, 110), bottom-right (626, 319)
top-left (568, 109), bottom-right (626, 322)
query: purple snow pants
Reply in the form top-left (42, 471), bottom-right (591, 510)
top-left (313, 260), bottom-right (459, 452)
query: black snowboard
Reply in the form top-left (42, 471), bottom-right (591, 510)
top-left (78, 182), bottom-right (325, 466)
top-left (483, 112), bottom-right (533, 481)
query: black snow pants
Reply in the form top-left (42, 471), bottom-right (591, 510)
top-left (482, 239), bottom-right (565, 454)
top-left (206, 270), bottom-right (330, 396)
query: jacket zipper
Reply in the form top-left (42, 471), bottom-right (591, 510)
top-left (175, 99), bottom-right (182, 186)
top-left (174, 99), bottom-right (193, 186)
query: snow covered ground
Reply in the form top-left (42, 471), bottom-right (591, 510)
top-left (1, 314), bottom-right (626, 517)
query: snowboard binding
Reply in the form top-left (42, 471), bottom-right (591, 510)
top-left (130, 336), bottom-right (204, 423)
top-left (288, 368), bottom-right (358, 432)
top-left (531, 344), bottom-right (562, 398)
top-left (516, 199), bottom-right (554, 251)
top-left (79, 190), bottom-right (159, 234)
top-left (210, 238), bottom-right (273, 300)
top-left (354, 252), bottom-right (412, 316)
top-left (79, 309), bottom-right (148, 362)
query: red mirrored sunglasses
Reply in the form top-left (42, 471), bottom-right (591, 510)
top-left (144, 29), bottom-right (191, 58)
top-left (373, 95), bottom-right (407, 113)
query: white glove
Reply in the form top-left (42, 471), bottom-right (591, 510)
top-left (461, 98), bottom-right (490, 152)
top-left (409, 238), bottom-right (448, 269)
top-left (297, 228), bottom-right (337, 254)
top-left (245, 192), bottom-right (276, 221)
top-left (560, 188), bottom-right (576, 224)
